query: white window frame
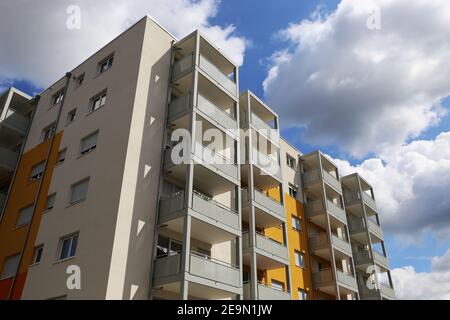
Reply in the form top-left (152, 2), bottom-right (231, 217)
top-left (298, 288), bottom-right (308, 300)
top-left (69, 178), bottom-right (90, 205)
top-left (30, 161), bottom-right (45, 181)
top-left (57, 233), bottom-right (79, 261)
top-left (0, 253), bottom-right (20, 280)
top-left (75, 73), bottom-right (85, 88)
top-left (57, 149), bottom-right (67, 164)
top-left (80, 131), bottom-right (98, 155)
top-left (98, 55), bottom-right (114, 74)
top-left (292, 215), bottom-right (302, 232)
top-left (52, 90), bottom-right (64, 106)
top-left (270, 280), bottom-right (285, 292)
top-left (45, 193), bottom-right (56, 211)
top-left (295, 250), bottom-right (305, 268)
top-left (67, 109), bottom-right (76, 125)
top-left (289, 183), bottom-right (298, 198)
top-left (89, 91), bottom-right (107, 113)
top-left (16, 205), bottom-right (34, 227)
top-left (42, 123), bottom-right (56, 141)
top-left (286, 154), bottom-right (296, 169)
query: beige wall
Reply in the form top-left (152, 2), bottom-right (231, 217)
top-left (280, 138), bottom-right (304, 203)
top-left (22, 17), bottom-right (175, 300)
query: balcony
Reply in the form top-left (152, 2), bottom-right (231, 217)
top-left (251, 148), bottom-right (281, 180)
top-left (199, 55), bottom-right (237, 97)
top-left (191, 191), bottom-right (239, 230)
top-left (245, 188), bottom-right (284, 220)
top-left (243, 282), bottom-right (291, 300)
top-left (367, 219), bottom-right (383, 239)
top-left (336, 270), bottom-right (358, 290)
top-left (353, 250), bottom-right (372, 267)
top-left (358, 286), bottom-right (382, 300)
top-left (331, 235), bottom-right (352, 257)
top-left (189, 251), bottom-right (240, 288)
top-left (250, 113), bottom-right (279, 144)
top-left (322, 170), bottom-right (342, 193)
top-left (362, 192), bottom-right (377, 211)
top-left (373, 250), bottom-right (389, 269)
top-left (0, 146), bottom-right (19, 172)
top-left (306, 199), bottom-right (347, 225)
top-left (197, 94), bottom-right (237, 130)
top-left (168, 93), bottom-right (191, 120)
top-left (380, 284), bottom-right (395, 299)
top-left (312, 270), bottom-right (334, 288)
top-left (194, 143), bottom-right (239, 181)
top-left (242, 231), bottom-right (289, 263)
top-left (173, 54), bottom-right (194, 78)
top-left (349, 217), bottom-right (366, 235)
top-left (159, 191), bottom-right (239, 231)
top-left (153, 252), bottom-right (240, 289)
top-left (1, 108), bottom-right (29, 136)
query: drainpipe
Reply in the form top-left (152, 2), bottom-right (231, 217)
top-left (8, 72), bottom-right (71, 299)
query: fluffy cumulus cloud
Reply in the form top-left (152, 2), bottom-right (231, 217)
top-left (391, 249), bottom-right (450, 299)
top-left (333, 132), bottom-right (450, 241)
top-left (264, 0), bottom-right (450, 157)
top-left (0, 0), bottom-right (247, 89)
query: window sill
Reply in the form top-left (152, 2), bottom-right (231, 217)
top-left (29, 262), bottom-right (41, 268)
top-left (77, 148), bottom-right (96, 159)
top-left (54, 256), bottom-right (76, 265)
top-left (85, 104), bottom-right (106, 117)
top-left (66, 197), bottom-right (87, 208)
top-left (94, 66), bottom-right (112, 79)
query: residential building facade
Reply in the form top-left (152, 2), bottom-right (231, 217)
top-left (0, 16), bottom-right (394, 300)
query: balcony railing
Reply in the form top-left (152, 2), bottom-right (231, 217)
top-left (326, 200), bottom-right (347, 223)
top-left (243, 282), bottom-right (291, 300)
top-left (367, 219), bottom-right (383, 239)
top-left (251, 148), bottom-right (281, 180)
top-left (249, 188), bottom-right (284, 220)
top-left (199, 55), bottom-right (237, 97)
top-left (373, 250), bottom-right (389, 268)
top-left (306, 199), bottom-right (325, 218)
top-left (197, 94), bottom-right (237, 130)
top-left (250, 113), bottom-right (279, 144)
top-left (322, 170), bottom-right (342, 193)
top-left (348, 217), bottom-right (366, 234)
top-left (192, 190), bottom-right (239, 230)
top-left (336, 270), bottom-right (358, 290)
top-left (194, 143), bottom-right (238, 180)
top-left (153, 253), bottom-right (182, 282)
top-left (0, 146), bottom-right (19, 172)
top-left (159, 191), bottom-right (185, 221)
top-left (362, 192), bottom-right (377, 210)
top-left (343, 191), bottom-right (361, 205)
top-left (242, 231), bottom-right (288, 262)
top-left (312, 270), bottom-right (333, 286)
top-left (380, 284), bottom-right (395, 299)
top-left (1, 108), bottom-right (29, 135)
top-left (354, 250), bottom-right (372, 266)
top-left (168, 93), bottom-right (191, 119)
top-left (331, 235), bottom-right (352, 257)
top-left (189, 251), bottom-right (240, 287)
top-left (303, 169), bottom-right (320, 187)
top-left (309, 233), bottom-right (329, 251)
top-left (173, 54), bottom-right (194, 78)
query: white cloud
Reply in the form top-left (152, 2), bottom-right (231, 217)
top-left (0, 0), bottom-right (247, 89)
top-left (392, 249), bottom-right (450, 299)
top-left (264, 0), bottom-right (450, 157)
top-left (333, 132), bottom-right (450, 241)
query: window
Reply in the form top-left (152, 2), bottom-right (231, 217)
top-left (289, 184), bottom-right (298, 198)
top-left (46, 194), bottom-right (56, 211)
top-left (52, 90), bottom-right (64, 106)
top-left (67, 109), bottom-right (76, 124)
top-left (30, 161), bottom-right (45, 180)
top-left (42, 123), bottom-right (56, 141)
top-left (271, 280), bottom-right (285, 291)
top-left (286, 154), bottom-right (296, 169)
top-left (98, 55), bottom-right (114, 74)
top-left (70, 178), bottom-right (90, 204)
top-left (1, 254), bottom-right (20, 280)
top-left (90, 91), bottom-right (107, 112)
top-left (292, 216), bottom-right (302, 232)
top-left (57, 149), bottom-right (66, 164)
top-left (156, 235), bottom-right (182, 257)
top-left (80, 131), bottom-right (98, 155)
top-left (32, 245), bottom-right (43, 265)
top-left (298, 289), bottom-right (308, 300)
top-left (75, 73), bottom-right (84, 88)
top-left (16, 205), bottom-right (34, 227)
top-left (58, 234), bottom-right (79, 261)
top-left (295, 250), bottom-right (305, 268)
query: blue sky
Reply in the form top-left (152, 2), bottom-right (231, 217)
top-left (2, 0), bottom-right (450, 298)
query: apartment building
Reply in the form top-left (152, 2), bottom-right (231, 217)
top-left (0, 16), bottom-right (394, 300)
